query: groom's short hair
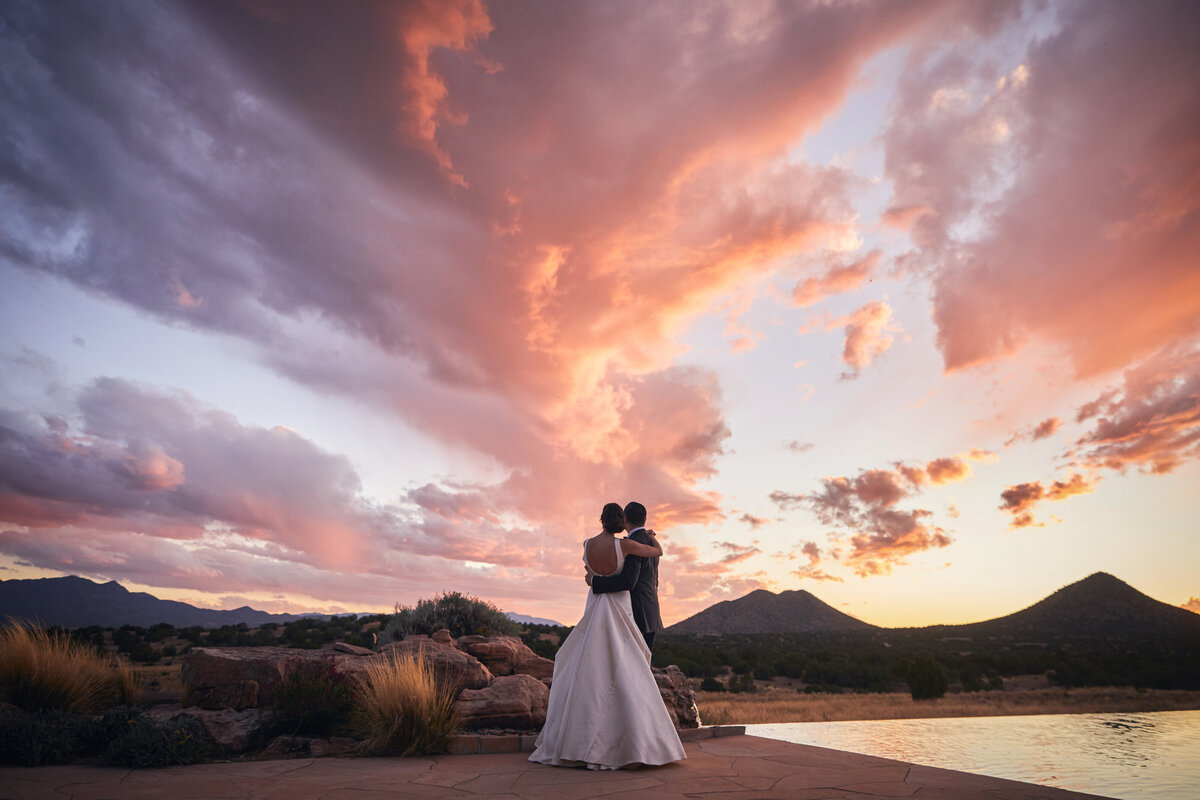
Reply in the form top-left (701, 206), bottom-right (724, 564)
top-left (623, 502), bottom-right (647, 526)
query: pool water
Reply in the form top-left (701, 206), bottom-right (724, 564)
top-left (748, 709), bottom-right (1200, 800)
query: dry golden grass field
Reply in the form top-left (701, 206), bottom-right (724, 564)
top-left (696, 685), bottom-right (1200, 725)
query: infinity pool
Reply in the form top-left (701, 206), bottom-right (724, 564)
top-left (748, 709), bottom-right (1200, 800)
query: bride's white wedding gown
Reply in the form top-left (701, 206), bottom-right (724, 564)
top-left (528, 536), bottom-right (686, 770)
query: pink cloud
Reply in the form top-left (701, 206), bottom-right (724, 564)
top-left (739, 514), bottom-right (770, 530)
top-left (1071, 345), bottom-right (1200, 475)
top-left (791, 540), bottom-right (843, 584)
top-left (792, 250), bottom-right (881, 307)
top-left (883, 3), bottom-right (1200, 378)
top-left (880, 205), bottom-right (934, 231)
top-left (835, 301), bottom-right (898, 375)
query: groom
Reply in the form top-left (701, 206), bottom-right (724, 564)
top-left (590, 501), bottom-right (663, 652)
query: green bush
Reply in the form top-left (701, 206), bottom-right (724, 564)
top-left (102, 714), bottom-right (215, 768)
top-left (382, 592), bottom-right (519, 642)
top-left (907, 654), bottom-right (948, 700)
top-left (699, 676), bottom-right (726, 692)
top-left (270, 656), bottom-right (355, 737)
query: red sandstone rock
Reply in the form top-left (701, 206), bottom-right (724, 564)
top-left (453, 673), bottom-right (549, 730)
top-left (654, 665), bottom-right (700, 729)
top-left (455, 635), bottom-right (554, 680)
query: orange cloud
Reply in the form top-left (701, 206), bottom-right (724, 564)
top-left (829, 301), bottom-right (898, 376)
top-left (395, 0), bottom-right (494, 185)
top-left (999, 472), bottom-right (1098, 529)
top-left (1182, 598), bottom-right (1200, 615)
top-left (778, 458), bottom-right (962, 577)
top-left (925, 456), bottom-right (971, 485)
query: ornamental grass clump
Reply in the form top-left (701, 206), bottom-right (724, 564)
top-left (0, 618), bottom-right (141, 713)
top-left (353, 648), bottom-right (459, 755)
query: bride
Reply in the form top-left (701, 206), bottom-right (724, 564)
top-left (529, 502), bottom-right (686, 770)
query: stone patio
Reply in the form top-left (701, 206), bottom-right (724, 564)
top-left (0, 733), bottom-right (1114, 800)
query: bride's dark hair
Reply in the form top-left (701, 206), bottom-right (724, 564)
top-left (600, 502), bottom-right (625, 533)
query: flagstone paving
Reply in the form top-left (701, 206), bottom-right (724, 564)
top-left (0, 734), bottom-right (1113, 800)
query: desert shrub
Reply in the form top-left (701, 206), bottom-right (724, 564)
top-left (803, 683), bottom-right (845, 694)
top-left (699, 676), bottom-right (726, 692)
top-left (728, 671), bottom-right (757, 694)
top-left (270, 656), bottom-right (355, 736)
top-left (0, 619), bottom-right (142, 713)
top-left (352, 649), bottom-right (459, 755)
top-left (907, 654), bottom-right (949, 700)
top-left (102, 714), bottom-right (215, 768)
top-left (381, 592), bottom-right (519, 642)
top-left (0, 709), bottom-right (86, 766)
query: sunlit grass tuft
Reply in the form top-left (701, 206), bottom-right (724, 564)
top-left (0, 618), bottom-right (142, 713)
top-left (353, 648), bottom-right (460, 755)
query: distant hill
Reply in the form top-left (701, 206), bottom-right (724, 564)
top-left (936, 572), bottom-right (1200, 639)
top-left (0, 576), bottom-right (325, 629)
top-left (505, 612), bottom-right (565, 627)
top-left (666, 588), bottom-right (877, 635)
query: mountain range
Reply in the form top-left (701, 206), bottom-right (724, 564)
top-left (2, 572), bottom-right (1195, 637)
top-left (665, 572), bottom-right (1200, 637)
top-left (0, 576), bottom-right (564, 629)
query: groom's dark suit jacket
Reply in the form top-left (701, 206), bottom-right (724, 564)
top-left (591, 527), bottom-right (663, 636)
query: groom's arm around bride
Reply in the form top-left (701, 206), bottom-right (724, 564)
top-left (591, 504), bottom-right (663, 652)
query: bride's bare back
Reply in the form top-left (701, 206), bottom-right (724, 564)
top-left (584, 532), bottom-right (663, 577)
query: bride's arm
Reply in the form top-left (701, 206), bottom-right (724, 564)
top-left (620, 534), bottom-right (663, 559)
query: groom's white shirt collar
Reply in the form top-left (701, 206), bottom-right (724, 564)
top-left (628, 526), bottom-right (646, 535)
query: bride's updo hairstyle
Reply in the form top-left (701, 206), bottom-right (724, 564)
top-left (600, 502), bottom-right (625, 533)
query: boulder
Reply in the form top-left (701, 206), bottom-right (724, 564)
top-left (431, 629), bottom-right (454, 644)
top-left (455, 635), bottom-right (554, 680)
top-left (183, 680), bottom-right (259, 712)
top-left (182, 647), bottom-right (362, 709)
top-left (146, 704), bottom-right (264, 752)
top-left (380, 638), bottom-right (492, 690)
top-left (654, 665), bottom-right (700, 729)
top-left (453, 674), bottom-right (549, 731)
top-left (182, 647), bottom-right (288, 709)
top-left (332, 641), bottom-right (374, 656)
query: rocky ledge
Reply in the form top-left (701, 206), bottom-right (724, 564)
top-left (175, 630), bottom-right (698, 756)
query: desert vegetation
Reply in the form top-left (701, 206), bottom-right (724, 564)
top-left (0, 618), bottom-right (141, 713)
top-left (696, 684), bottom-right (1200, 725)
top-left (654, 627), bottom-right (1200, 693)
top-left (353, 648), bottom-right (460, 755)
top-left (381, 591), bottom-right (520, 642)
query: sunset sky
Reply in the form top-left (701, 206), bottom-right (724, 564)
top-left (2, 0), bottom-right (1198, 628)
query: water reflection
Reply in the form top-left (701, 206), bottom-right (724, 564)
top-left (747, 709), bottom-right (1200, 800)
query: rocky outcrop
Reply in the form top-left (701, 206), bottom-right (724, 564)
top-left (380, 636), bottom-right (493, 690)
top-left (180, 637), bottom-right (698, 733)
top-left (453, 674), bottom-right (549, 731)
top-left (455, 635), bottom-right (554, 680)
top-left (655, 665), bottom-right (700, 729)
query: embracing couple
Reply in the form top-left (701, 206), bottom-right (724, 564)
top-left (528, 501), bottom-right (686, 770)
